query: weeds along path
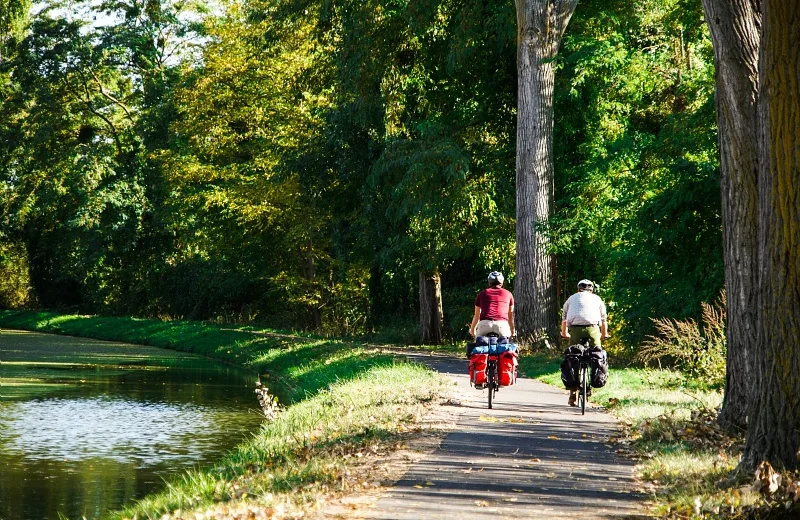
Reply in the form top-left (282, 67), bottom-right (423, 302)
top-left (334, 353), bottom-right (647, 520)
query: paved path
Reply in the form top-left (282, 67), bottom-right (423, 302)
top-left (359, 355), bottom-right (646, 519)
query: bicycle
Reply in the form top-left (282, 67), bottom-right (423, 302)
top-left (576, 338), bottom-right (592, 415)
top-left (486, 348), bottom-right (499, 409)
top-left (469, 332), bottom-right (516, 409)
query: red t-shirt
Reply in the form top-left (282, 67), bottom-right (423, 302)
top-left (475, 287), bottom-right (514, 322)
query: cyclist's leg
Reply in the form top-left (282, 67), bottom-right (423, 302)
top-left (475, 320), bottom-right (492, 337)
top-left (568, 325), bottom-right (601, 347)
top-left (479, 320), bottom-right (512, 338)
top-left (495, 321), bottom-right (512, 338)
top-left (587, 326), bottom-right (602, 348)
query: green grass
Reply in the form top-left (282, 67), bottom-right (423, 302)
top-left (0, 310), bottom-right (418, 404)
top-left (0, 310), bottom-right (452, 519)
top-left (110, 362), bottom-right (446, 519)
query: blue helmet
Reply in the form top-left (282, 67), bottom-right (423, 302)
top-left (488, 271), bottom-right (505, 284)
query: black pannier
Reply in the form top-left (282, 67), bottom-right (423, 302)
top-left (587, 345), bottom-right (609, 388)
top-left (560, 345), bottom-right (582, 390)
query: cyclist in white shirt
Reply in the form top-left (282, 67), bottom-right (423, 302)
top-left (560, 279), bottom-right (610, 406)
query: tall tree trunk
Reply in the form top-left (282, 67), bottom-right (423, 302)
top-left (700, 0), bottom-right (761, 432)
top-left (304, 239), bottom-right (322, 330)
top-left (419, 270), bottom-right (443, 344)
top-left (514, 0), bottom-right (579, 342)
top-left (741, 0), bottom-right (800, 471)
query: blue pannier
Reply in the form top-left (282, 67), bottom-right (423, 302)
top-left (470, 344), bottom-right (489, 355)
top-left (475, 336), bottom-right (515, 355)
top-left (496, 343), bottom-right (518, 354)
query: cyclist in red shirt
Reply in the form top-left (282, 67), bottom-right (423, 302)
top-left (469, 271), bottom-right (515, 338)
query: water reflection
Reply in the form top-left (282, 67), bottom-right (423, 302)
top-left (0, 331), bottom-right (264, 520)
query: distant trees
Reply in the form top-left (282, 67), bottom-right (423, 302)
top-left (0, 0), bottom-right (731, 350)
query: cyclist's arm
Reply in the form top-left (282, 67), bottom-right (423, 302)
top-left (599, 299), bottom-right (609, 338)
top-left (469, 306), bottom-right (481, 337)
top-left (508, 306), bottom-right (515, 337)
top-left (560, 320), bottom-right (569, 338)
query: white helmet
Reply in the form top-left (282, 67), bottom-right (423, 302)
top-left (488, 271), bottom-right (505, 284)
top-left (577, 279), bottom-right (594, 291)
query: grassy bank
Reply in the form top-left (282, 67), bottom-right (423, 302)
top-left (0, 310), bottom-right (451, 518)
top-left (0, 310), bottom-right (423, 404)
top-left (112, 362), bottom-right (445, 519)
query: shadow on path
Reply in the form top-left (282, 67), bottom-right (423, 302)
top-left (347, 353), bottom-right (647, 519)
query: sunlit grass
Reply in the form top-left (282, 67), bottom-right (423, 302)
top-left (0, 310), bottom-right (452, 518)
top-left (110, 362), bottom-right (447, 519)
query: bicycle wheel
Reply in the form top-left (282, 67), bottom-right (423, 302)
top-left (580, 366), bottom-right (587, 415)
top-left (487, 363), bottom-right (494, 409)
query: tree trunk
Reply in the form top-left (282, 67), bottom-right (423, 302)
top-left (303, 239), bottom-right (322, 330)
top-left (514, 0), bottom-right (579, 342)
top-left (741, 0), bottom-right (800, 471)
top-left (419, 270), bottom-right (443, 344)
top-left (700, 0), bottom-right (761, 432)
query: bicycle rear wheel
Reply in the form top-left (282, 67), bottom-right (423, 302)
top-left (487, 363), bottom-right (495, 409)
top-left (580, 366), bottom-right (587, 415)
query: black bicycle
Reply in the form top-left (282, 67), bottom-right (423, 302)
top-left (576, 338), bottom-right (592, 415)
top-left (486, 352), bottom-right (498, 409)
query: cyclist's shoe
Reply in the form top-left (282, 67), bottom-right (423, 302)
top-left (568, 391), bottom-right (577, 407)
top-left (586, 388), bottom-right (592, 397)
top-left (474, 384), bottom-right (485, 389)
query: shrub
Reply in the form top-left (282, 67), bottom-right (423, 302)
top-left (637, 291), bottom-right (726, 387)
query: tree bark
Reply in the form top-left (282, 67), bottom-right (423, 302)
top-left (515, 0), bottom-right (579, 342)
top-left (741, 0), bottom-right (800, 471)
top-left (419, 270), bottom-right (443, 344)
top-left (700, 0), bottom-right (761, 433)
top-left (304, 239), bottom-right (322, 330)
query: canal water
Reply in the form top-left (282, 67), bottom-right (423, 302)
top-left (0, 330), bottom-right (265, 520)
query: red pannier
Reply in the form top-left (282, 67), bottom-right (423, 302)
top-left (498, 351), bottom-right (518, 386)
top-left (469, 353), bottom-right (488, 386)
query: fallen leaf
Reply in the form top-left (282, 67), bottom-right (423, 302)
top-left (548, 436), bottom-right (559, 440)
top-left (479, 415), bottom-right (503, 423)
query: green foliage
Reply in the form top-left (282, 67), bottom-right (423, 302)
top-left (551, 0), bottom-right (723, 346)
top-left (0, 0), bottom-right (726, 347)
top-left (0, 240), bottom-right (31, 307)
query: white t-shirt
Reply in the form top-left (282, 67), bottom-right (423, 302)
top-left (562, 292), bottom-right (607, 326)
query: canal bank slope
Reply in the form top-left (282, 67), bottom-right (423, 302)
top-left (0, 310), bottom-right (454, 519)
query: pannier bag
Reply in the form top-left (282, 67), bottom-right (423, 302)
top-left (498, 351), bottom-right (518, 386)
top-left (560, 345), bottom-right (582, 390)
top-left (475, 336), bottom-right (517, 355)
top-left (469, 353), bottom-right (488, 386)
top-left (588, 346), bottom-right (609, 388)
